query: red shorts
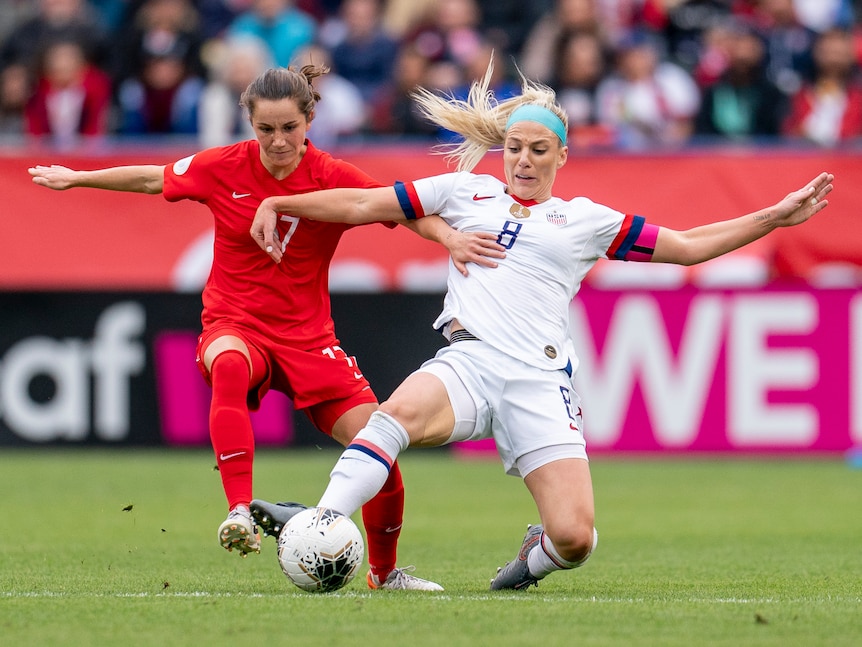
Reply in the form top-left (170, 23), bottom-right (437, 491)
top-left (196, 325), bottom-right (378, 436)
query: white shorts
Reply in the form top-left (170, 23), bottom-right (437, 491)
top-left (415, 339), bottom-right (588, 477)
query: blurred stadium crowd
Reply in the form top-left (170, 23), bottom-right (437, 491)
top-left (1, 0), bottom-right (861, 151)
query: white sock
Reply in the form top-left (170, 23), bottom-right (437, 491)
top-left (317, 411), bottom-right (410, 516)
top-left (527, 527), bottom-right (598, 579)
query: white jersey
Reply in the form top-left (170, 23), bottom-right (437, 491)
top-left (398, 172), bottom-right (649, 371)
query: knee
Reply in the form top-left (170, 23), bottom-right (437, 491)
top-left (210, 350), bottom-right (252, 414)
top-left (210, 350), bottom-right (250, 386)
top-left (376, 399), bottom-right (420, 432)
top-left (546, 521), bottom-right (597, 565)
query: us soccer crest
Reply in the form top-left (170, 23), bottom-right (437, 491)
top-left (546, 211), bottom-right (567, 226)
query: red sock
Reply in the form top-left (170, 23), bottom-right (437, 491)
top-left (362, 460), bottom-right (404, 579)
top-left (209, 350), bottom-right (255, 511)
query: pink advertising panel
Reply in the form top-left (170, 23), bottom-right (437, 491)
top-left (154, 332), bottom-right (293, 447)
top-left (457, 286), bottom-right (861, 455)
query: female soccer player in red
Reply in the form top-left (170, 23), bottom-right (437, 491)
top-left (29, 64), bottom-right (504, 590)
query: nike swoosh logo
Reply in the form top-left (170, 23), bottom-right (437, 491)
top-left (472, 194), bottom-right (494, 201)
top-left (232, 192), bottom-right (251, 199)
top-left (219, 451), bottom-right (246, 461)
top-left (384, 525), bottom-right (403, 533)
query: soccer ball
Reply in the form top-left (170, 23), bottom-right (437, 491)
top-left (277, 507), bottom-right (364, 593)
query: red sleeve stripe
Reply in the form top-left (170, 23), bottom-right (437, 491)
top-left (394, 181), bottom-right (425, 220)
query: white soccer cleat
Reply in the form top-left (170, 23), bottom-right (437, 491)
top-left (367, 566), bottom-right (444, 591)
top-left (218, 507), bottom-right (261, 557)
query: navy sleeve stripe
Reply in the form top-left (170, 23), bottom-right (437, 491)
top-left (612, 215), bottom-right (646, 260)
top-left (394, 181), bottom-right (418, 220)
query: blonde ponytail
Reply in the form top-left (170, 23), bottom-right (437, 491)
top-left (411, 59), bottom-right (568, 171)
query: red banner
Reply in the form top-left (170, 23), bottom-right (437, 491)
top-left (3, 146), bottom-right (861, 290)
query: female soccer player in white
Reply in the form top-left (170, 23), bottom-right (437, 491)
top-left (249, 63), bottom-right (834, 590)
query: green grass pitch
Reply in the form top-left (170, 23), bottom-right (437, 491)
top-left (1, 449), bottom-right (860, 646)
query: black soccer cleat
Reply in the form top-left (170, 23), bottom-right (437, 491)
top-left (250, 499), bottom-right (308, 539)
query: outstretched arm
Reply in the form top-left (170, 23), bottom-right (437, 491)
top-left (653, 172), bottom-right (834, 265)
top-left (28, 164), bottom-right (165, 194)
top-left (401, 215), bottom-right (506, 276)
top-left (251, 186), bottom-right (403, 263)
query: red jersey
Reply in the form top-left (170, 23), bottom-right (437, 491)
top-left (163, 139), bottom-right (382, 349)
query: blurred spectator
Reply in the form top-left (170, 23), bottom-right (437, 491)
top-left (0, 1), bottom-right (35, 44)
top-left (198, 35), bottom-right (271, 147)
top-left (328, 0), bottom-right (399, 105)
top-left (436, 41), bottom-right (519, 141)
top-left (473, 0), bottom-right (552, 57)
top-left (692, 17), bottom-right (736, 87)
top-left (226, 0), bottom-right (316, 68)
top-left (650, 0), bottom-right (736, 71)
top-left (194, 0), bottom-right (328, 40)
top-left (368, 42), bottom-right (439, 138)
top-left (292, 43), bottom-right (367, 149)
top-left (783, 28), bottom-right (862, 146)
top-left (791, 0), bottom-right (855, 32)
top-left (381, 0), bottom-right (437, 40)
top-left (520, 0), bottom-right (608, 84)
top-left (0, 0), bottom-right (111, 73)
top-left (592, 0), bottom-right (663, 45)
top-left (458, 41), bottom-right (518, 93)
top-left (24, 39), bottom-right (112, 144)
top-left (595, 29), bottom-right (700, 149)
top-left (0, 63), bottom-right (29, 135)
top-left (0, 2), bottom-right (29, 136)
top-left (752, 0), bottom-right (816, 96)
top-left (296, 0), bottom-right (340, 22)
top-left (111, 0), bottom-right (206, 89)
top-left (89, 0), bottom-right (132, 30)
top-left (425, 60), bottom-right (467, 93)
top-left (116, 38), bottom-right (204, 134)
top-left (694, 19), bottom-right (787, 140)
top-left (401, 0), bottom-right (485, 69)
top-left (554, 31), bottom-right (615, 147)
top-left (196, 0), bottom-right (254, 40)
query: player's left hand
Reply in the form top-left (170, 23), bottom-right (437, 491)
top-left (771, 172), bottom-right (834, 228)
top-left (251, 198), bottom-right (282, 263)
top-left (445, 230), bottom-right (507, 276)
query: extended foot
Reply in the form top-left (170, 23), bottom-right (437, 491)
top-left (249, 499), bottom-right (308, 539)
top-left (489, 524), bottom-right (543, 590)
top-left (367, 566), bottom-right (444, 591)
top-left (218, 507), bottom-right (261, 557)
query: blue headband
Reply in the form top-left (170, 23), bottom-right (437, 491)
top-left (505, 105), bottom-right (567, 145)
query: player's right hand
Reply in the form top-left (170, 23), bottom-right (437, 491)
top-left (251, 197), bottom-right (282, 263)
top-left (28, 165), bottom-right (77, 190)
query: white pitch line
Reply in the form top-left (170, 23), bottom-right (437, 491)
top-left (2, 591), bottom-right (859, 604)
